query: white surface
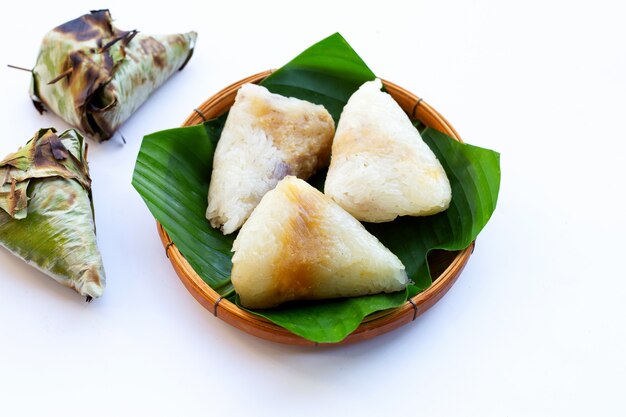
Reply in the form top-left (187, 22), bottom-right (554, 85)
top-left (0, 1), bottom-right (624, 416)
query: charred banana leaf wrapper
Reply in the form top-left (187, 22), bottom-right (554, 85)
top-left (0, 128), bottom-right (105, 300)
top-left (30, 9), bottom-right (197, 141)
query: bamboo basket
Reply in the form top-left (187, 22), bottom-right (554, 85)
top-left (157, 70), bottom-right (473, 346)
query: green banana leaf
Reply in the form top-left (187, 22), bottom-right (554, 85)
top-left (261, 33), bottom-right (376, 123)
top-left (132, 122), bottom-right (234, 296)
top-left (132, 33), bottom-right (501, 343)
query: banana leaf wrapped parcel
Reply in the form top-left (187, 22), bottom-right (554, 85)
top-left (30, 9), bottom-right (197, 141)
top-left (0, 128), bottom-right (105, 300)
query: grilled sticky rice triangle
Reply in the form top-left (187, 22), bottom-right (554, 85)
top-left (0, 128), bottom-right (105, 299)
top-left (207, 83), bottom-right (335, 234)
top-left (231, 176), bottom-right (408, 309)
top-left (325, 79), bottom-right (451, 222)
top-left (30, 9), bottom-right (197, 141)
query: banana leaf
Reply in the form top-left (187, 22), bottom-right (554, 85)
top-left (30, 9), bottom-right (197, 141)
top-left (132, 33), bottom-right (501, 343)
top-left (0, 128), bottom-right (105, 300)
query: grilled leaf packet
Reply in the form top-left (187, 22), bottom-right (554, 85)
top-left (30, 9), bottom-right (197, 141)
top-left (0, 128), bottom-right (105, 300)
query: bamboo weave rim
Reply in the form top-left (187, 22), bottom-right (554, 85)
top-left (157, 70), bottom-right (474, 346)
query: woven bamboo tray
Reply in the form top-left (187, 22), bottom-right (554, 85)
top-left (157, 70), bottom-right (474, 346)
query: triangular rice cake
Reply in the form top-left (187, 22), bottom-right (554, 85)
top-left (207, 83), bottom-right (335, 234)
top-left (325, 79), bottom-right (452, 222)
top-left (0, 128), bottom-right (105, 300)
top-left (232, 176), bottom-right (407, 309)
top-left (30, 9), bottom-right (197, 141)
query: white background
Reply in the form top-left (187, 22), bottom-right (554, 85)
top-left (1, 1), bottom-right (624, 415)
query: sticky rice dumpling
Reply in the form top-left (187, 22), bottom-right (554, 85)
top-left (207, 83), bottom-right (335, 234)
top-left (325, 79), bottom-right (452, 222)
top-left (231, 176), bottom-right (408, 309)
top-left (0, 128), bottom-right (105, 300)
top-left (30, 9), bottom-right (197, 141)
